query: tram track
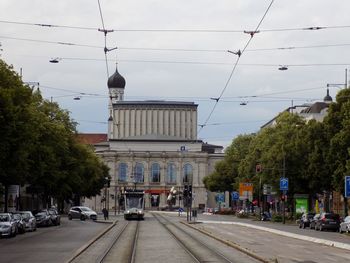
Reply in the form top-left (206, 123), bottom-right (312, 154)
top-left (152, 213), bottom-right (243, 263)
top-left (67, 220), bottom-right (140, 263)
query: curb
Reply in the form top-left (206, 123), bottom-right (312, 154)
top-left (64, 220), bottom-right (118, 263)
top-left (181, 221), bottom-right (276, 263)
top-left (199, 220), bottom-right (350, 251)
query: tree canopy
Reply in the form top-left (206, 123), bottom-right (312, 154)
top-left (0, 59), bottom-right (109, 211)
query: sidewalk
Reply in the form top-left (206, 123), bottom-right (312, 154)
top-left (196, 213), bottom-right (350, 251)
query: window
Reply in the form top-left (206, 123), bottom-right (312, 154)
top-left (167, 163), bottom-right (176, 184)
top-left (134, 163), bottom-right (144, 183)
top-left (119, 163), bottom-right (128, 182)
top-left (151, 163), bottom-right (160, 183)
top-left (183, 163), bottom-right (193, 183)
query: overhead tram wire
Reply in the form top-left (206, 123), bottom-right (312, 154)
top-left (2, 34), bottom-right (350, 54)
top-left (1, 19), bottom-right (350, 33)
top-left (197, 0), bottom-right (275, 135)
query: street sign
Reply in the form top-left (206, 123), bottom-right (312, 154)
top-left (216, 193), bottom-right (225, 203)
top-left (231, 191), bottom-right (239, 201)
top-left (280, 177), bottom-right (289, 191)
top-left (345, 176), bottom-right (350, 198)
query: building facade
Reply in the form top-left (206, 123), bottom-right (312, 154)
top-left (83, 66), bottom-right (224, 212)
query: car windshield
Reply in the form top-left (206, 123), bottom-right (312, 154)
top-left (126, 196), bottom-right (144, 209)
top-left (12, 214), bottom-right (21, 220)
top-left (325, 214), bottom-right (339, 220)
top-left (80, 207), bottom-right (92, 211)
top-left (36, 212), bottom-right (46, 216)
top-left (0, 215), bottom-right (10, 222)
top-left (19, 213), bottom-right (30, 219)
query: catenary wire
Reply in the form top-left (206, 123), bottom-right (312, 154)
top-left (1, 19), bottom-right (350, 33)
top-left (198, 0), bottom-right (275, 134)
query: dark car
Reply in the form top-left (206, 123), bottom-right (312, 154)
top-left (299, 212), bottom-right (316, 228)
top-left (48, 209), bottom-right (60, 226)
top-left (339, 215), bottom-right (350, 233)
top-left (68, 206), bottom-right (97, 221)
top-left (309, 213), bottom-right (320, 229)
top-left (34, 210), bottom-right (52, 227)
top-left (12, 213), bottom-right (26, 234)
top-left (315, 213), bottom-right (340, 231)
top-left (17, 211), bottom-right (36, 232)
top-left (0, 213), bottom-right (17, 237)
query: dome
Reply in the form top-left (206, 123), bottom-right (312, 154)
top-left (323, 88), bottom-right (333, 103)
top-left (107, 65), bottom-right (126, 89)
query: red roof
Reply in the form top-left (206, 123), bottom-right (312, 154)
top-left (76, 133), bottom-right (107, 144)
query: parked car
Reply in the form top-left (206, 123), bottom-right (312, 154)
top-left (12, 213), bottom-right (26, 234)
top-left (339, 215), bottom-right (350, 233)
top-left (34, 210), bottom-right (52, 227)
top-left (315, 213), bottom-right (340, 231)
top-left (17, 211), bottom-right (36, 232)
top-left (309, 213), bottom-right (320, 229)
top-left (0, 213), bottom-right (17, 237)
top-left (68, 206), bottom-right (97, 221)
top-left (299, 212), bottom-right (316, 228)
top-left (48, 209), bottom-right (61, 226)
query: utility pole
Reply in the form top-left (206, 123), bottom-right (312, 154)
top-left (282, 154), bottom-right (286, 224)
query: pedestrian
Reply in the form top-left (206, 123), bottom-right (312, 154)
top-left (102, 208), bottom-right (108, 220)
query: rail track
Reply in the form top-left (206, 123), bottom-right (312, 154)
top-left (67, 220), bottom-right (139, 263)
top-left (152, 213), bottom-right (258, 263)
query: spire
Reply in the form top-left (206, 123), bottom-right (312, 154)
top-left (107, 64), bottom-right (126, 89)
top-left (323, 88), bottom-right (333, 103)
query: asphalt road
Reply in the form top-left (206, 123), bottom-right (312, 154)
top-left (0, 217), bottom-right (109, 263)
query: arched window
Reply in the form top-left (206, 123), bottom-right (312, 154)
top-left (151, 163), bottom-right (160, 183)
top-left (167, 163), bottom-right (176, 184)
top-left (183, 163), bottom-right (193, 183)
top-left (134, 163), bottom-right (144, 183)
top-left (118, 163), bottom-right (128, 182)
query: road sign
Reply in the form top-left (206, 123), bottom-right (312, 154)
top-left (216, 193), bottom-right (225, 203)
top-left (345, 176), bottom-right (350, 198)
top-left (280, 177), bottom-right (289, 191)
top-left (231, 191), bottom-right (239, 201)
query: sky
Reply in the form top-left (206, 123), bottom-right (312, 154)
top-left (1, 0), bottom-right (350, 148)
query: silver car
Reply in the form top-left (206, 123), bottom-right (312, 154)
top-left (68, 206), bottom-right (97, 221)
top-left (0, 213), bottom-right (17, 237)
top-left (339, 215), bottom-right (350, 233)
top-left (17, 211), bottom-right (37, 232)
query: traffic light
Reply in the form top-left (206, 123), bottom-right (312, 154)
top-left (188, 185), bottom-right (192, 198)
top-left (256, 164), bottom-right (262, 173)
top-left (183, 185), bottom-right (189, 198)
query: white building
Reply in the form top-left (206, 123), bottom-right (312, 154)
top-left (83, 66), bottom-right (224, 212)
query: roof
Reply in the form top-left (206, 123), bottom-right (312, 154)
top-left (113, 100), bottom-right (197, 107)
top-left (300, 102), bottom-right (329, 114)
top-left (107, 66), bottom-right (126, 89)
top-left (76, 133), bottom-right (108, 144)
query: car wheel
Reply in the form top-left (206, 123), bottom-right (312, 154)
top-left (68, 214), bottom-right (72, 220)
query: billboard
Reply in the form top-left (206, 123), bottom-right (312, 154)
top-left (239, 183), bottom-right (253, 201)
top-left (295, 198), bottom-right (308, 214)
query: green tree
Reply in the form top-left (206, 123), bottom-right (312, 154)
top-left (0, 60), bottom-right (38, 211)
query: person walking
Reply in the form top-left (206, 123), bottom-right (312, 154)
top-left (102, 208), bottom-right (108, 220)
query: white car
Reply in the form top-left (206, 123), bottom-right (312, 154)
top-left (0, 213), bottom-right (17, 237)
top-left (68, 206), bottom-right (97, 221)
top-left (17, 211), bottom-right (37, 232)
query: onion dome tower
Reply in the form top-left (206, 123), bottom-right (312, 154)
top-left (107, 65), bottom-right (126, 140)
top-left (108, 65), bottom-right (126, 103)
top-left (323, 88), bottom-right (333, 103)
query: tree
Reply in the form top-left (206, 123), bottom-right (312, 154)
top-left (0, 59), bottom-right (38, 211)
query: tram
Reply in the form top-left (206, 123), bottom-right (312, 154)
top-left (123, 189), bottom-right (145, 220)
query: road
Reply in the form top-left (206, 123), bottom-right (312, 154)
top-left (0, 217), bottom-right (109, 263)
top-left (1, 212), bottom-right (350, 263)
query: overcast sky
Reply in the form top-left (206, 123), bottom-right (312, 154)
top-left (1, 0), bottom-right (350, 147)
